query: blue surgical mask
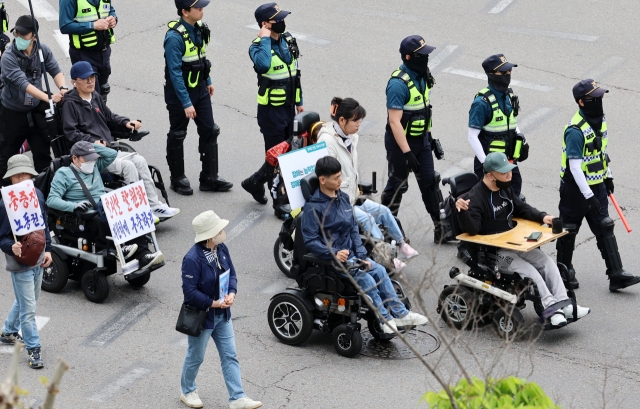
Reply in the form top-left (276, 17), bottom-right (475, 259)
top-left (14, 36), bottom-right (33, 51)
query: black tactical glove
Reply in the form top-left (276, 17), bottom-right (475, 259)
top-left (74, 201), bottom-right (93, 212)
top-left (404, 151), bottom-right (420, 173)
top-left (604, 178), bottom-right (614, 194)
top-left (586, 195), bottom-right (601, 218)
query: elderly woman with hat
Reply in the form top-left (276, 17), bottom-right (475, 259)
top-left (0, 155), bottom-right (52, 369)
top-left (180, 210), bottom-right (262, 409)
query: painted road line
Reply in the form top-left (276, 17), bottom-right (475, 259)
top-left (499, 27), bottom-right (598, 42)
top-left (88, 366), bottom-right (152, 402)
top-left (429, 45), bottom-right (459, 71)
top-left (0, 316), bottom-right (50, 354)
top-left (488, 0), bottom-right (514, 14)
top-left (261, 282), bottom-right (285, 295)
top-left (16, 0), bottom-right (59, 21)
top-left (245, 25), bottom-right (330, 45)
top-left (53, 30), bottom-right (70, 58)
top-left (517, 107), bottom-right (553, 133)
top-left (226, 210), bottom-right (263, 243)
top-left (343, 8), bottom-right (417, 22)
top-left (89, 303), bottom-right (153, 347)
top-left (584, 56), bottom-right (625, 80)
top-left (442, 67), bottom-right (553, 92)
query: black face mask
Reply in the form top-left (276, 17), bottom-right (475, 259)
top-left (405, 55), bottom-right (430, 77)
top-left (487, 73), bottom-right (511, 93)
top-left (581, 97), bottom-right (604, 130)
top-left (271, 20), bottom-right (286, 34)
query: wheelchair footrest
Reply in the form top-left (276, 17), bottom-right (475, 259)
top-left (124, 261), bottom-right (164, 281)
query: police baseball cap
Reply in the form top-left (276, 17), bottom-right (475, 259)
top-left (572, 79), bottom-right (609, 99)
top-left (255, 3), bottom-right (290, 24)
top-left (174, 0), bottom-right (210, 10)
top-left (400, 35), bottom-right (435, 56)
top-left (484, 152), bottom-right (517, 173)
top-left (70, 61), bottom-right (97, 80)
top-left (482, 54), bottom-right (517, 73)
top-left (11, 15), bottom-right (39, 36)
top-left (70, 141), bottom-right (100, 161)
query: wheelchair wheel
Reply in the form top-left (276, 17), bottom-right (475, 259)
top-left (274, 237), bottom-right (294, 278)
top-left (42, 252), bottom-right (69, 293)
top-left (127, 273), bottom-right (151, 288)
top-left (367, 317), bottom-right (391, 342)
top-left (391, 279), bottom-right (412, 311)
top-left (492, 307), bottom-right (524, 341)
top-left (81, 271), bottom-right (110, 303)
top-left (268, 294), bottom-right (313, 345)
top-left (332, 324), bottom-right (363, 358)
top-left (439, 286), bottom-right (475, 330)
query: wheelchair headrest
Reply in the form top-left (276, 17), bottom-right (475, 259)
top-left (294, 111), bottom-right (321, 135)
top-left (300, 173), bottom-right (319, 202)
top-left (442, 172), bottom-right (478, 197)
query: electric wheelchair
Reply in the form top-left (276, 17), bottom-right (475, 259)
top-left (34, 156), bottom-right (165, 303)
top-left (435, 172), bottom-right (581, 340)
top-left (268, 175), bottom-right (412, 358)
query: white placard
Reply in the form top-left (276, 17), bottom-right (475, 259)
top-left (100, 180), bottom-right (155, 245)
top-left (278, 142), bottom-right (328, 210)
top-left (1, 180), bottom-right (46, 235)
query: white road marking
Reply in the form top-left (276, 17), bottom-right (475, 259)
top-left (429, 45), bottom-right (459, 70)
top-left (584, 56), bottom-right (625, 80)
top-left (499, 27), bottom-right (598, 42)
top-left (53, 30), bottom-right (70, 58)
top-left (90, 303), bottom-right (152, 347)
top-left (0, 316), bottom-right (50, 354)
top-left (179, 337), bottom-right (188, 347)
top-left (261, 282), bottom-right (285, 295)
top-left (488, 0), bottom-right (515, 14)
top-left (16, 0), bottom-right (59, 21)
top-left (226, 211), bottom-right (263, 243)
top-left (88, 367), bottom-right (152, 402)
top-left (442, 67), bottom-right (553, 92)
top-left (245, 25), bottom-right (330, 45)
top-left (517, 107), bottom-right (553, 132)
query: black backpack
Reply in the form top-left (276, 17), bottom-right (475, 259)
top-left (438, 172), bottom-right (479, 242)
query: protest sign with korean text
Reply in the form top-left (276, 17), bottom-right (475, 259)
top-left (1, 180), bottom-right (46, 236)
top-left (278, 141), bottom-right (328, 210)
top-left (100, 180), bottom-right (155, 245)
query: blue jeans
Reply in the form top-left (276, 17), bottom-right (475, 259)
top-left (181, 314), bottom-right (246, 401)
top-left (349, 258), bottom-right (408, 320)
top-left (354, 199), bottom-right (404, 242)
top-left (2, 266), bottom-right (43, 350)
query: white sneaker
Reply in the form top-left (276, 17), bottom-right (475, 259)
top-left (393, 258), bottom-right (407, 272)
top-left (152, 203), bottom-right (180, 220)
top-left (394, 311), bottom-right (428, 327)
top-left (180, 390), bottom-right (203, 408)
top-left (229, 396), bottom-right (263, 409)
top-left (398, 242), bottom-right (419, 259)
top-left (381, 319), bottom-right (397, 334)
top-left (121, 244), bottom-right (138, 260)
top-left (562, 304), bottom-right (591, 320)
top-left (549, 311), bottom-right (568, 327)
top-left (153, 215), bottom-right (160, 224)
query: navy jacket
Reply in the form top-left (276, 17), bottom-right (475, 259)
top-left (301, 189), bottom-right (367, 260)
top-left (181, 242), bottom-right (238, 329)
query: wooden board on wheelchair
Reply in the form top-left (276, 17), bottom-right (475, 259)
top-left (456, 218), bottom-right (568, 252)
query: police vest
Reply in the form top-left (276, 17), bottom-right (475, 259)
top-left (1, 5), bottom-right (8, 34)
top-left (252, 35), bottom-right (300, 107)
top-left (70, 0), bottom-right (115, 50)
top-left (477, 88), bottom-right (524, 160)
top-left (560, 111), bottom-right (608, 185)
top-left (165, 20), bottom-right (211, 89)
top-left (385, 68), bottom-right (431, 138)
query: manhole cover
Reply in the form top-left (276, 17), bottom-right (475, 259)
top-left (360, 328), bottom-right (440, 359)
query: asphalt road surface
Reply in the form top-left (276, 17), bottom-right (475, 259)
top-left (1, 0), bottom-right (640, 408)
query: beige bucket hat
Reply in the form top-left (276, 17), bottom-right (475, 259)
top-left (3, 154), bottom-right (39, 179)
top-left (193, 210), bottom-right (229, 243)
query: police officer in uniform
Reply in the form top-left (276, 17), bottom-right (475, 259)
top-left (381, 35), bottom-right (444, 242)
top-left (241, 3), bottom-right (303, 215)
top-left (163, 0), bottom-right (232, 195)
top-left (556, 79), bottom-right (640, 292)
top-left (59, 0), bottom-right (116, 101)
top-left (467, 54), bottom-right (528, 199)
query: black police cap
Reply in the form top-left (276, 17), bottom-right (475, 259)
top-left (11, 15), bottom-right (39, 35)
top-left (255, 3), bottom-right (291, 24)
top-left (482, 54), bottom-right (517, 73)
top-left (400, 35), bottom-right (435, 56)
top-left (174, 0), bottom-right (210, 10)
top-left (572, 79), bottom-right (609, 99)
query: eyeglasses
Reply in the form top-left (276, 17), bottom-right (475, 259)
top-left (77, 75), bottom-right (96, 83)
top-left (12, 31), bottom-right (34, 39)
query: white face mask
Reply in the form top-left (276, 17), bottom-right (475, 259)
top-left (211, 230), bottom-right (226, 246)
top-left (78, 160), bottom-right (96, 174)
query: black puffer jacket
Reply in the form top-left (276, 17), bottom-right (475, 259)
top-left (458, 181), bottom-right (547, 235)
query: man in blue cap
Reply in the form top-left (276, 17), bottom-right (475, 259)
top-left (240, 3), bottom-right (303, 218)
top-left (556, 79), bottom-right (640, 292)
top-left (382, 35), bottom-right (445, 242)
top-left (467, 54), bottom-right (529, 200)
top-left (163, 0), bottom-right (233, 196)
top-left (455, 152), bottom-right (590, 328)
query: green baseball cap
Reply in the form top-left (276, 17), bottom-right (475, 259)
top-left (3, 154), bottom-right (38, 179)
top-left (483, 152), bottom-right (517, 173)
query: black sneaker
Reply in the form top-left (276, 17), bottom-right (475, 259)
top-left (121, 244), bottom-right (138, 260)
top-left (609, 270), bottom-right (640, 292)
top-left (0, 332), bottom-right (22, 345)
top-left (27, 347), bottom-right (44, 369)
top-left (241, 176), bottom-right (268, 205)
top-left (140, 252), bottom-right (164, 269)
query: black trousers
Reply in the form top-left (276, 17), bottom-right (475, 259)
top-left (257, 104), bottom-right (294, 151)
top-left (474, 156), bottom-right (523, 196)
top-left (82, 217), bottom-right (151, 263)
top-left (166, 85), bottom-right (214, 138)
top-left (69, 46), bottom-right (112, 93)
top-left (558, 179), bottom-right (609, 242)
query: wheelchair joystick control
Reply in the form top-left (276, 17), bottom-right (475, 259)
top-left (449, 267), bottom-right (460, 279)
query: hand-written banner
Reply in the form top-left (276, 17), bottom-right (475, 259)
top-left (1, 180), bottom-right (46, 236)
top-left (100, 180), bottom-right (155, 245)
top-left (278, 142), bottom-right (328, 210)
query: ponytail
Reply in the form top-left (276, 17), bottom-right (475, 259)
top-left (330, 97), bottom-right (366, 123)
